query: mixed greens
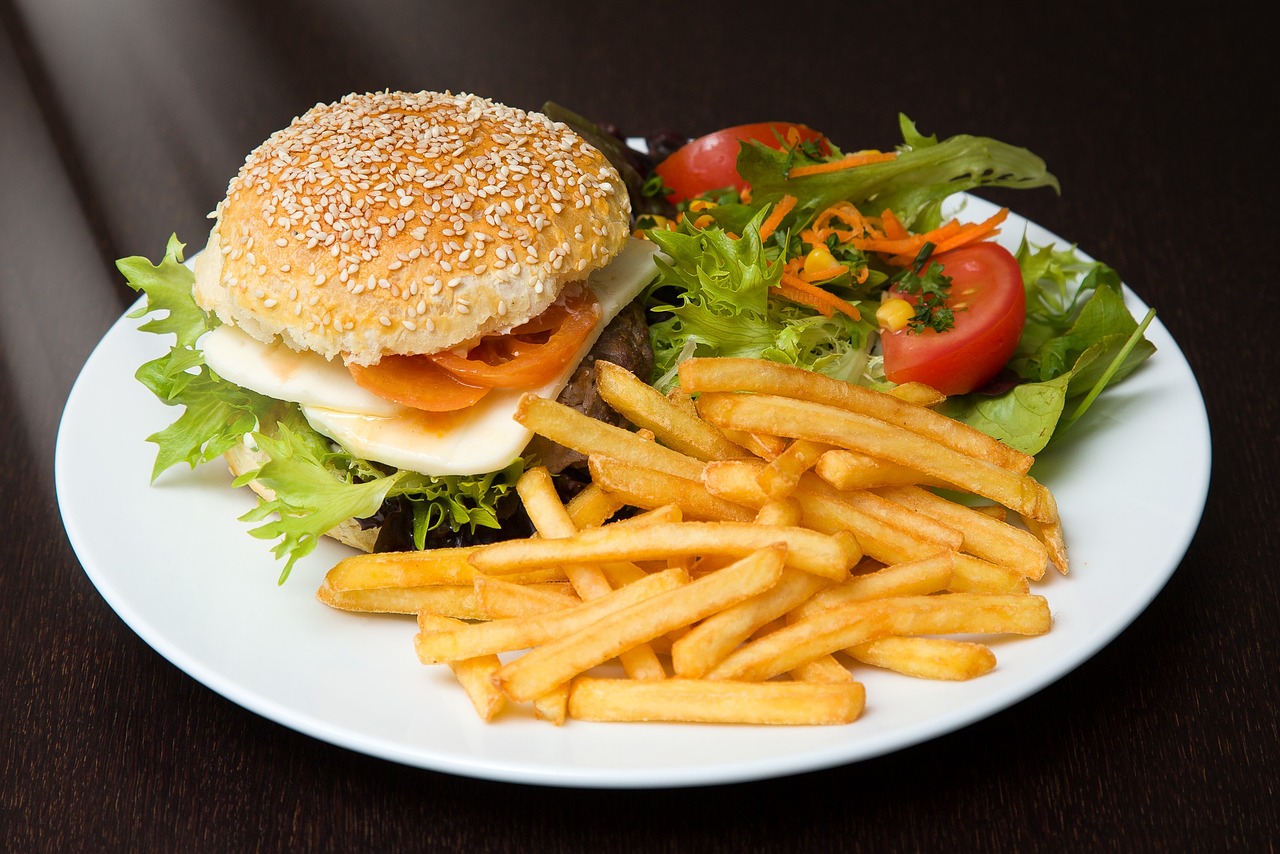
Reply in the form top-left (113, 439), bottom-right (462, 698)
top-left (599, 114), bottom-right (1157, 455)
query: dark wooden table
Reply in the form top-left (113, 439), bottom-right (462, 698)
top-left (4, 1), bottom-right (1275, 850)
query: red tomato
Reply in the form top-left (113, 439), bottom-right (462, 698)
top-left (654, 122), bottom-right (827, 203)
top-left (348, 355), bottom-right (490, 412)
top-left (880, 242), bottom-right (1026, 396)
top-left (429, 289), bottom-right (601, 388)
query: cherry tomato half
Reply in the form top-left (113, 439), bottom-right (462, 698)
top-left (880, 242), bottom-right (1026, 396)
top-left (653, 122), bottom-right (827, 203)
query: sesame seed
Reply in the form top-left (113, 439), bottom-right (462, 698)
top-left (220, 90), bottom-right (627, 339)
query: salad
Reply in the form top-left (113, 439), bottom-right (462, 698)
top-left (552, 106), bottom-right (1157, 457)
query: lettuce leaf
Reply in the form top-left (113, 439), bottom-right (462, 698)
top-left (937, 243), bottom-right (1157, 454)
top-left (644, 212), bottom-right (874, 390)
top-left (738, 114), bottom-right (1060, 228)
top-left (119, 237), bottom-right (524, 582)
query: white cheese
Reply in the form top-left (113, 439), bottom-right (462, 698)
top-left (201, 239), bottom-right (659, 476)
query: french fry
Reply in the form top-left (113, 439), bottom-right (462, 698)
top-left (469, 519), bottom-right (861, 581)
top-left (758, 439), bottom-right (832, 499)
top-left (720, 428), bottom-right (788, 461)
top-left (790, 655), bottom-right (856, 684)
top-left (515, 394), bottom-right (705, 481)
top-left (875, 484), bottom-right (1048, 579)
top-left (565, 482), bottom-right (627, 529)
top-left (587, 455), bottom-right (755, 522)
top-left (815, 449), bottom-right (948, 490)
top-left (951, 554), bottom-right (1031, 595)
top-left (972, 504), bottom-right (1008, 521)
top-left (677, 357), bottom-right (1033, 473)
top-left (567, 677), bottom-right (865, 725)
top-left (847, 636), bottom-right (996, 681)
top-left (317, 584), bottom-right (486, 618)
top-left (790, 552), bottom-right (955, 619)
top-left (671, 568), bottom-right (830, 678)
top-left (703, 459), bottom-right (951, 567)
top-left (665, 385), bottom-right (699, 417)
top-left (532, 681), bottom-right (570, 725)
top-left (472, 576), bottom-right (580, 619)
top-left (695, 392), bottom-right (1057, 523)
top-left (1022, 510), bottom-right (1069, 575)
top-left (322, 546), bottom-right (563, 591)
top-left (708, 593), bottom-right (1052, 682)
top-left (517, 466), bottom-right (666, 681)
top-left (612, 504), bottom-right (686, 527)
top-left (595, 360), bottom-right (746, 461)
top-left (838, 489), bottom-right (963, 551)
top-left (495, 546), bottom-right (787, 702)
top-left (887, 381), bottom-right (947, 407)
top-left (324, 356), bottom-right (1070, 729)
top-left (754, 498), bottom-right (803, 528)
top-left (414, 568), bottom-right (687, 664)
top-left (418, 614), bottom-right (505, 720)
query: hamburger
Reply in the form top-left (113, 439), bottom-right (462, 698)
top-left (122, 90), bottom-right (660, 578)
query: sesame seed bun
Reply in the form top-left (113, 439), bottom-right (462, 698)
top-left (193, 90), bottom-right (632, 365)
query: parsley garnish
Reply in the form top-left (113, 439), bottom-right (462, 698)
top-left (888, 242), bottom-right (957, 334)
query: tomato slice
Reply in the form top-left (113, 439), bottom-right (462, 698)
top-left (429, 289), bottom-right (602, 388)
top-left (879, 242), bottom-right (1026, 396)
top-left (348, 355), bottom-right (491, 412)
top-left (654, 122), bottom-right (827, 203)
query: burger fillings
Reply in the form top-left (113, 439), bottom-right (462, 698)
top-left (126, 90), bottom-right (659, 571)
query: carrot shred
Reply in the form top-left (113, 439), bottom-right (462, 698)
top-left (757, 194), bottom-right (797, 242)
top-left (777, 271), bottom-right (862, 321)
top-left (879, 208), bottom-right (910, 240)
top-left (932, 208), bottom-right (1009, 253)
top-left (776, 282), bottom-right (834, 317)
top-left (852, 207), bottom-right (1009, 265)
top-left (788, 150), bottom-right (898, 178)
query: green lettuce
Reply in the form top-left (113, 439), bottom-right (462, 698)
top-left (119, 236), bottom-right (522, 582)
top-left (738, 114), bottom-right (1061, 229)
top-left (936, 241), bottom-right (1157, 454)
top-left (644, 211), bottom-right (875, 391)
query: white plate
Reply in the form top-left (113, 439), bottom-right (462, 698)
top-left (55, 198), bottom-right (1210, 788)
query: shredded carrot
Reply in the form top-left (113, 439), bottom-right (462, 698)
top-left (776, 282), bottom-right (834, 317)
top-left (776, 271), bottom-right (862, 321)
top-left (800, 202), bottom-right (877, 247)
top-left (801, 265), bottom-right (850, 282)
top-left (788, 150), bottom-right (898, 178)
top-left (757, 194), bottom-right (797, 242)
top-left (879, 208), bottom-right (910, 240)
top-left (852, 207), bottom-right (1009, 265)
top-left (932, 208), bottom-right (1009, 253)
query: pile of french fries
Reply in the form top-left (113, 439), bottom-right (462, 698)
top-left (316, 357), bottom-right (1066, 726)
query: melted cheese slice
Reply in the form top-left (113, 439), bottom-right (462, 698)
top-left (201, 239), bottom-right (659, 476)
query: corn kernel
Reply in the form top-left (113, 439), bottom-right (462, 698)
top-left (876, 298), bottom-right (915, 332)
top-left (803, 246), bottom-right (839, 277)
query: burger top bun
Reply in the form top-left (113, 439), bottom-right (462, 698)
top-left (193, 90), bottom-right (632, 365)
